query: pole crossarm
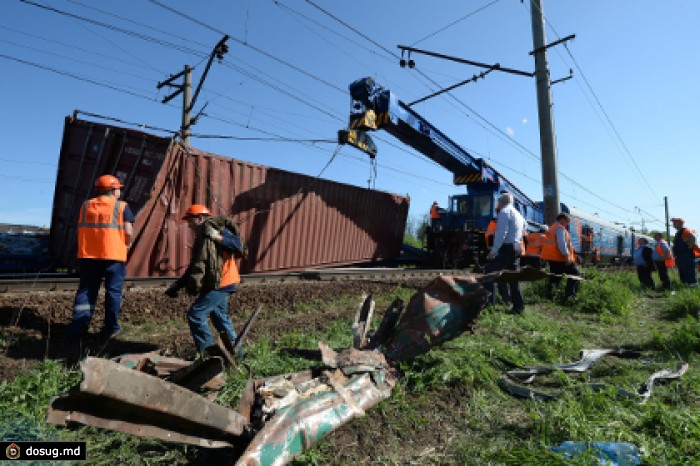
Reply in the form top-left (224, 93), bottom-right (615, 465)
top-left (529, 34), bottom-right (576, 56)
top-left (397, 45), bottom-right (534, 77)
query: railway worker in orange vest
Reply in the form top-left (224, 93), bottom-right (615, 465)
top-left (165, 205), bottom-right (246, 354)
top-left (68, 175), bottom-right (134, 339)
top-left (522, 226), bottom-right (547, 269)
top-left (484, 216), bottom-right (497, 249)
top-left (652, 232), bottom-right (673, 290)
top-left (430, 201), bottom-right (440, 230)
top-left (540, 213), bottom-right (581, 300)
top-left (485, 193), bottom-right (526, 314)
top-left (671, 217), bottom-right (699, 286)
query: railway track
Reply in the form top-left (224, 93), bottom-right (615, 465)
top-left (0, 268), bottom-right (454, 293)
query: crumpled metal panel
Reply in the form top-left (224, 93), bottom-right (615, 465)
top-left (46, 357), bottom-right (246, 447)
top-left (236, 372), bottom-right (391, 466)
top-left (383, 275), bottom-right (487, 361)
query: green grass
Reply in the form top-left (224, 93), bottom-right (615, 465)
top-left (403, 233), bottom-right (424, 250)
top-left (666, 286), bottom-right (700, 319)
top-left (2, 273), bottom-right (699, 465)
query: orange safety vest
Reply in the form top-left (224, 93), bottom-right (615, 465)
top-left (680, 228), bottom-right (700, 257)
top-left (77, 196), bottom-right (128, 262)
top-left (430, 205), bottom-right (440, 219)
top-left (525, 232), bottom-right (545, 257)
top-left (540, 223), bottom-right (574, 263)
top-left (655, 241), bottom-right (675, 268)
top-left (220, 251), bottom-right (241, 287)
top-left (485, 219), bottom-right (497, 247)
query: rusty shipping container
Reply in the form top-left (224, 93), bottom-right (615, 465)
top-left (49, 117), bottom-right (409, 276)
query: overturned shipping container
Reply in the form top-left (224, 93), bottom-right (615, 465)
top-left (49, 116), bottom-right (409, 276)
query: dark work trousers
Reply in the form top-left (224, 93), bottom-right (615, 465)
top-left (547, 261), bottom-right (580, 298)
top-left (676, 255), bottom-right (698, 285)
top-left (485, 244), bottom-right (524, 311)
top-left (521, 256), bottom-right (542, 269)
top-left (636, 265), bottom-right (656, 289)
top-left (654, 261), bottom-right (671, 290)
top-left (69, 259), bottom-right (126, 337)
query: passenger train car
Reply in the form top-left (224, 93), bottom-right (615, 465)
top-left (429, 192), bottom-right (652, 268)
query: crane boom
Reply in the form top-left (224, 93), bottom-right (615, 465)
top-left (347, 77), bottom-right (537, 210)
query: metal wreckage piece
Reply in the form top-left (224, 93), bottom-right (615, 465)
top-left (497, 349), bottom-right (689, 403)
top-left (46, 270), bottom-right (553, 465)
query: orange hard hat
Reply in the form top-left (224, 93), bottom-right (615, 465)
top-left (94, 174), bottom-right (123, 190)
top-left (182, 204), bottom-right (211, 219)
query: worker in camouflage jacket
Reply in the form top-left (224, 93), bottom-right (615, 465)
top-left (165, 204), bottom-right (247, 354)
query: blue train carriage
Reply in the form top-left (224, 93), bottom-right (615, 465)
top-left (564, 206), bottom-right (653, 265)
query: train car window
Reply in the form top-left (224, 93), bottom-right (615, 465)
top-left (472, 195), bottom-right (492, 217)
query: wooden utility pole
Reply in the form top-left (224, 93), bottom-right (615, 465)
top-left (157, 35), bottom-right (229, 146)
top-left (530, 0), bottom-right (560, 225)
top-left (157, 65), bottom-right (192, 145)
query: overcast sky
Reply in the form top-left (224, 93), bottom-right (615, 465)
top-left (2, 0), bottom-right (698, 233)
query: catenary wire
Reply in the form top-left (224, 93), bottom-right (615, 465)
top-left (302, 1), bottom-right (643, 218)
top-left (18, 0), bottom-right (206, 57)
top-left (523, 0), bottom-right (660, 204)
top-left (0, 24), bottom-right (164, 76)
top-left (0, 53), bottom-right (159, 101)
top-left (410, 0), bottom-right (501, 46)
top-left (0, 38), bottom-right (159, 84)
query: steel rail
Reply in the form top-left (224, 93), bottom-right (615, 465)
top-left (0, 268), bottom-right (454, 293)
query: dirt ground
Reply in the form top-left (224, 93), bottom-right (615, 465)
top-left (0, 278), bottom-right (429, 382)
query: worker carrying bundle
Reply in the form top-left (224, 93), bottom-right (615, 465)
top-left (165, 204), bottom-right (248, 355)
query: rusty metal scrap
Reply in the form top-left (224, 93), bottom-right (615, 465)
top-left (47, 357), bottom-right (247, 448)
top-left (47, 272), bottom-right (554, 464)
top-left (383, 275), bottom-right (488, 361)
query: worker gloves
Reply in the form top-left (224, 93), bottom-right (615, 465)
top-left (164, 283), bottom-right (180, 298)
top-left (204, 224), bottom-right (223, 242)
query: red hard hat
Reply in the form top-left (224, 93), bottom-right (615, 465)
top-left (94, 174), bottom-right (123, 190)
top-left (671, 217), bottom-right (685, 224)
top-left (183, 204), bottom-right (211, 219)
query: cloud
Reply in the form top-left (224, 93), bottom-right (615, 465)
top-left (522, 118), bottom-right (528, 124)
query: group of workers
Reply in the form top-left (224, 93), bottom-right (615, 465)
top-left (67, 174), bottom-right (245, 356)
top-left (433, 194), bottom-right (698, 316)
top-left (481, 193), bottom-right (580, 314)
top-left (633, 218), bottom-right (698, 290)
top-left (67, 175), bottom-right (698, 350)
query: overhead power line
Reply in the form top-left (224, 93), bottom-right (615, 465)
top-left (0, 24), bottom-right (163, 75)
top-left (18, 0), bottom-right (206, 57)
top-left (0, 53), bottom-right (158, 101)
top-left (147, 0), bottom-right (344, 94)
top-left (523, 0), bottom-right (660, 204)
top-left (410, 0), bottom-right (501, 46)
top-left (302, 1), bottom-right (644, 219)
top-left (0, 38), bottom-right (157, 84)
